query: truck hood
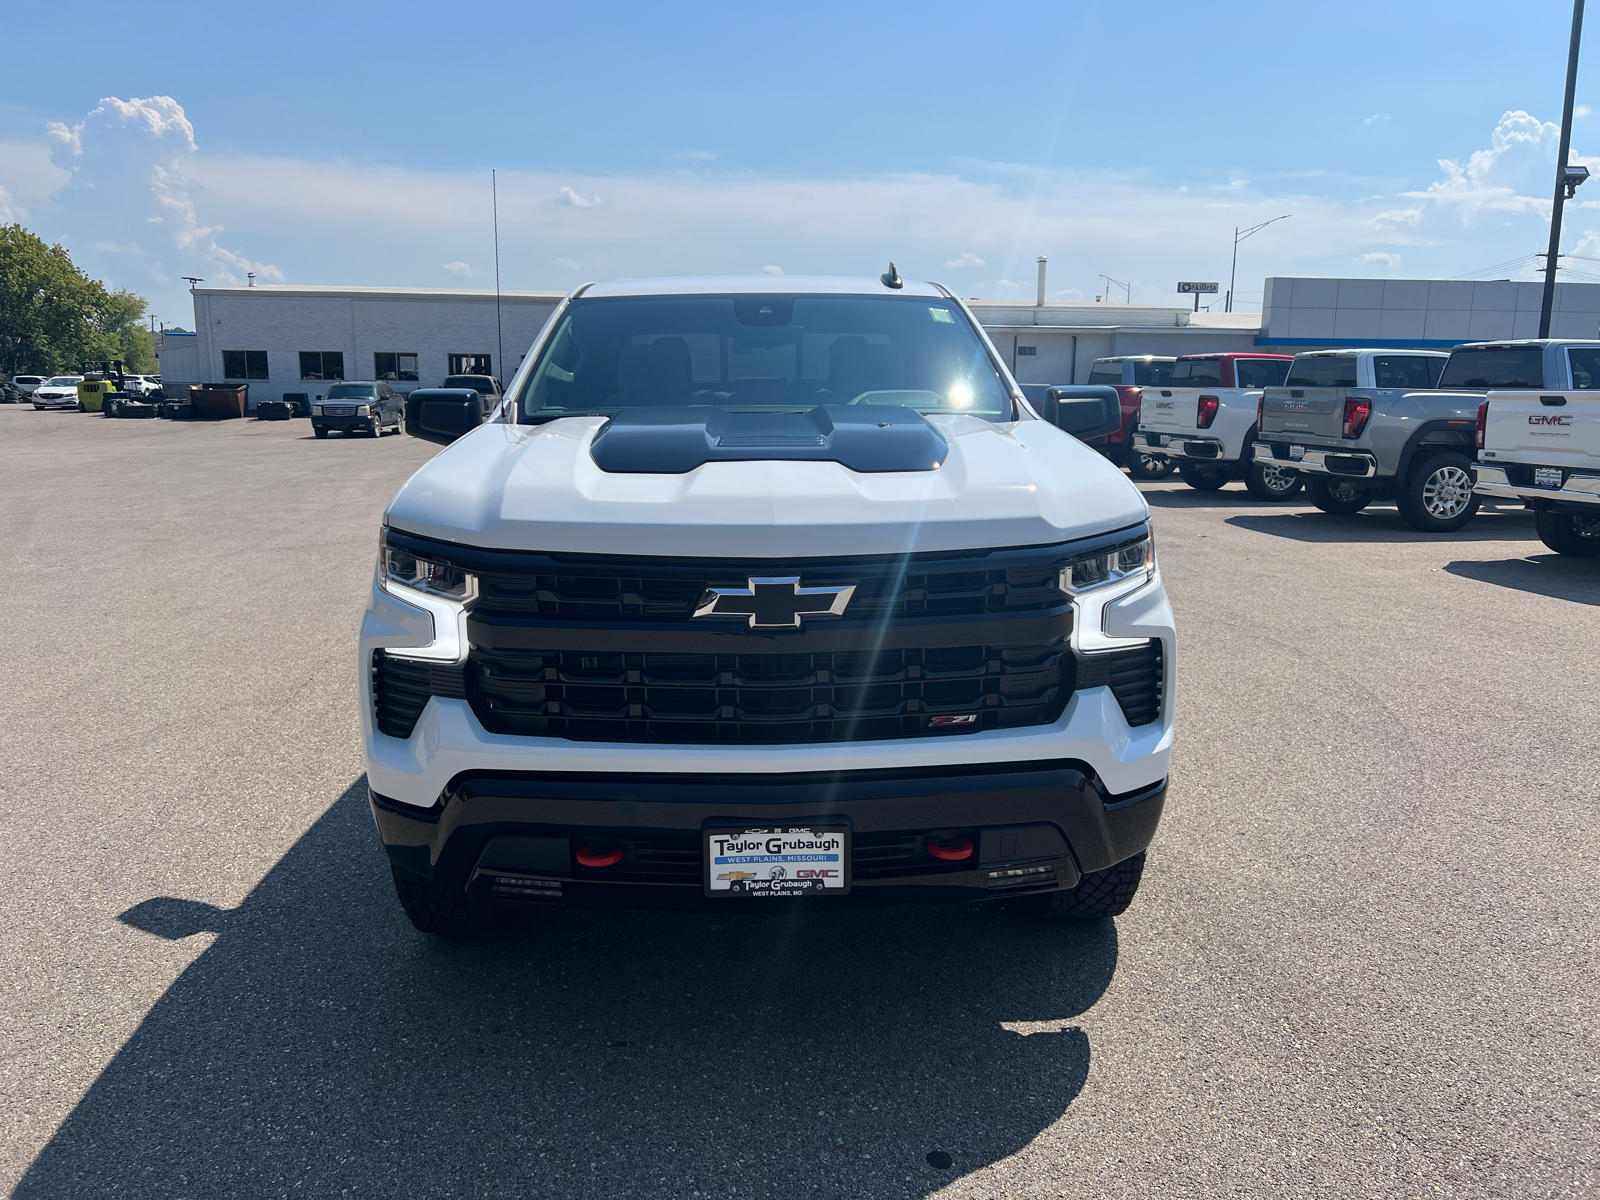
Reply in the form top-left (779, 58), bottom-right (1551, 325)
top-left (384, 413), bottom-right (1149, 557)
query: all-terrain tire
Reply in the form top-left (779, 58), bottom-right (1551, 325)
top-left (1396, 451), bottom-right (1479, 533)
top-left (1308, 475), bottom-right (1373, 514)
top-left (1178, 461), bottom-right (1230, 492)
top-left (1031, 851), bottom-right (1147, 920)
top-left (1244, 458), bottom-right (1304, 501)
top-left (314, 427), bottom-right (329, 439)
top-left (390, 864), bottom-right (477, 934)
top-left (1536, 508), bottom-right (1600, 556)
top-left (1127, 452), bottom-right (1176, 480)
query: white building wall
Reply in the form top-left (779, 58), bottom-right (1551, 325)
top-left (189, 286), bottom-right (566, 409)
top-left (153, 330), bottom-right (200, 386)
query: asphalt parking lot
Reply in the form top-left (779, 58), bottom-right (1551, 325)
top-left (1, 406), bottom-right (1596, 1199)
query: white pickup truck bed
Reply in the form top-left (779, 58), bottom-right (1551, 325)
top-left (1474, 389), bottom-right (1600, 555)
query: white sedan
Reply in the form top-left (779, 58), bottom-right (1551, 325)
top-left (31, 377), bottom-right (85, 409)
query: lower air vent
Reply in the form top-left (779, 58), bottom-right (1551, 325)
top-left (371, 651), bottom-right (467, 739)
top-left (1076, 640), bottom-right (1163, 728)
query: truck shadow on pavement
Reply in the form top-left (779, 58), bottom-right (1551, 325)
top-left (1445, 555), bottom-right (1600, 607)
top-left (1224, 507), bottom-right (1537, 544)
top-left (17, 781), bottom-right (1118, 1199)
top-left (1139, 486), bottom-right (1292, 510)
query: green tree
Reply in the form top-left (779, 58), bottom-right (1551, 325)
top-left (0, 224), bottom-right (153, 377)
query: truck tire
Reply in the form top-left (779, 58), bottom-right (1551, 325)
top-left (1127, 452), bottom-right (1176, 481)
top-left (1030, 852), bottom-right (1146, 920)
top-left (1308, 476), bottom-right (1373, 515)
top-left (390, 865), bottom-right (477, 934)
top-left (1396, 451), bottom-right (1479, 533)
top-left (1178, 462), bottom-right (1231, 491)
top-left (314, 427), bottom-right (329, 439)
top-left (1535, 509), bottom-right (1600, 556)
top-left (1244, 459), bottom-right (1304, 501)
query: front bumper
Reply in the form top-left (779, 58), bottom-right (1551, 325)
top-left (313, 413), bottom-right (376, 434)
top-left (1473, 464), bottom-right (1600, 506)
top-left (1253, 440), bottom-right (1378, 478)
top-left (32, 397), bottom-right (76, 409)
top-left (1131, 431), bottom-right (1227, 461)
top-left (371, 764), bottom-right (1167, 909)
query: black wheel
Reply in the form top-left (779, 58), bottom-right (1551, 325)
top-left (1535, 509), bottom-right (1600, 556)
top-left (1308, 475), bottom-right (1373, 514)
top-left (1127, 451), bottom-right (1176, 480)
top-left (1244, 458), bottom-right (1304, 501)
top-left (314, 426), bottom-right (329, 439)
top-left (1030, 852), bottom-right (1147, 920)
top-left (103, 399), bottom-right (119, 418)
top-left (77, 399), bottom-right (86, 412)
top-left (1178, 461), bottom-right (1231, 492)
top-left (390, 865), bottom-right (477, 934)
top-left (1396, 451), bottom-right (1479, 532)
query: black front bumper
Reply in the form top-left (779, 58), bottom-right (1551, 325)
top-left (313, 415), bottom-right (375, 434)
top-left (370, 761), bottom-right (1166, 911)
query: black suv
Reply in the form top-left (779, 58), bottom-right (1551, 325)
top-left (441, 375), bottom-right (505, 414)
top-left (312, 382), bottom-right (404, 438)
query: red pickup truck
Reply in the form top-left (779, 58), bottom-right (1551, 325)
top-left (1084, 356), bottom-right (1178, 478)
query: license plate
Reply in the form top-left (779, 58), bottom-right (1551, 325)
top-left (1289, 445), bottom-right (1306, 461)
top-left (1535, 467), bottom-right (1563, 489)
top-left (705, 826), bottom-right (848, 897)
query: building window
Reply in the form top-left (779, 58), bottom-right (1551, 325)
top-left (374, 352), bottom-right (419, 382)
top-left (1016, 346), bottom-right (1037, 356)
top-left (222, 350), bottom-right (270, 380)
top-left (448, 353), bottom-right (492, 376)
top-left (299, 351), bottom-right (345, 381)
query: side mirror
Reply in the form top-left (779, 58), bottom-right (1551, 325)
top-left (316, 394), bottom-right (324, 401)
top-left (1040, 385), bottom-right (1123, 442)
top-left (405, 392), bottom-right (486, 445)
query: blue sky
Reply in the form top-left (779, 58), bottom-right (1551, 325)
top-left (3, 0), bottom-right (1599, 323)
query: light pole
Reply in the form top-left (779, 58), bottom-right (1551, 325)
top-left (1227, 215), bottom-right (1290, 312)
top-left (1540, 0), bottom-right (1588, 338)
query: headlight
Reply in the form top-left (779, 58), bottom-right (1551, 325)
top-left (356, 404), bottom-right (371, 416)
top-left (381, 538), bottom-right (476, 601)
top-left (311, 404), bottom-right (323, 415)
top-left (1060, 532), bottom-right (1154, 594)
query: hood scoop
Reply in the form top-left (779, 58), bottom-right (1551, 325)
top-left (589, 405), bottom-right (949, 474)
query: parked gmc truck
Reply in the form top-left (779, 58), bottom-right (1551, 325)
top-left (1130, 352), bottom-right (1299, 498)
top-left (362, 275), bottom-right (1176, 932)
top-left (1253, 347), bottom-right (1483, 530)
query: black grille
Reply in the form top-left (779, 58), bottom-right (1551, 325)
top-left (1074, 641), bottom-right (1163, 727)
top-left (372, 652), bottom-right (468, 739)
top-left (466, 642), bottom-right (1068, 744)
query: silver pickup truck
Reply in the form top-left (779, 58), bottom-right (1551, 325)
top-left (1251, 344), bottom-right (1592, 533)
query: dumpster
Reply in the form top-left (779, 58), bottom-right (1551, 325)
top-left (189, 384), bottom-right (248, 419)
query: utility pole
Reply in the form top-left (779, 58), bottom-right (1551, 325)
top-left (1540, 0), bottom-right (1589, 338)
top-left (1227, 216), bottom-right (1289, 312)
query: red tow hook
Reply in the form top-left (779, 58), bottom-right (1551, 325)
top-left (575, 843), bottom-right (625, 868)
top-left (926, 835), bottom-right (974, 862)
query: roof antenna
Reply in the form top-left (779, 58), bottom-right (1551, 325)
top-left (880, 262), bottom-right (903, 290)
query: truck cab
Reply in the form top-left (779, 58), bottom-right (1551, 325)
top-left (1472, 341), bottom-right (1600, 555)
top-left (1256, 342), bottom-right (1585, 532)
top-left (1130, 352), bottom-right (1298, 499)
top-left (1084, 356), bottom-right (1175, 478)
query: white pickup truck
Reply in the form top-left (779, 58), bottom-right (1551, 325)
top-left (1129, 352), bottom-right (1299, 499)
top-left (1473, 353), bottom-right (1600, 555)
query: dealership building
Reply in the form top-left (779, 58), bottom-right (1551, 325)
top-left (155, 276), bottom-right (1600, 408)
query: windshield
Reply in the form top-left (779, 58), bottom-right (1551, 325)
top-left (1086, 363), bottom-right (1123, 386)
top-left (1437, 348), bottom-right (1544, 389)
top-left (1285, 356), bottom-right (1359, 387)
top-left (324, 384), bottom-right (377, 399)
top-left (1169, 359), bottom-right (1223, 386)
top-left (515, 293), bottom-right (1013, 423)
top-left (44, 377), bottom-right (82, 387)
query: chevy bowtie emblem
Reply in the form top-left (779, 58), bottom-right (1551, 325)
top-left (693, 576), bottom-right (856, 628)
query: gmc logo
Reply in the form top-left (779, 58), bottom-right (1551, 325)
top-left (1156, 402), bottom-right (1174, 410)
top-left (1529, 414), bottom-right (1573, 425)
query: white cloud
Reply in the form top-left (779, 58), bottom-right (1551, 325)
top-left (553, 186), bottom-right (606, 208)
top-left (1365, 113), bottom-right (1392, 126)
top-left (944, 252), bottom-right (985, 268)
top-left (441, 260), bottom-right (476, 276)
top-left (1578, 106), bottom-right (1593, 118)
top-left (0, 183), bottom-right (20, 223)
top-left (760, 264), bottom-right (783, 275)
top-left (42, 95), bottom-right (282, 292)
top-left (553, 257), bottom-right (581, 269)
top-left (666, 150), bottom-right (717, 163)
top-left (1356, 251), bottom-right (1403, 267)
top-left (1401, 109), bottom-right (1562, 222)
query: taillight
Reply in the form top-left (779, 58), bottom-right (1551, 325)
top-left (1256, 395), bottom-right (1265, 429)
top-left (1475, 400), bottom-right (1488, 449)
top-left (1197, 395), bottom-right (1220, 429)
top-left (1342, 397), bottom-right (1372, 439)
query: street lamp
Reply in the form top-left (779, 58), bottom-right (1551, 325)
top-left (1540, 0), bottom-right (1587, 338)
top-left (1227, 215), bottom-right (1290, 312)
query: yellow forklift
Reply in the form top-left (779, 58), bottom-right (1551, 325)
top-left (76, 360), bottom-right (130, 414)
